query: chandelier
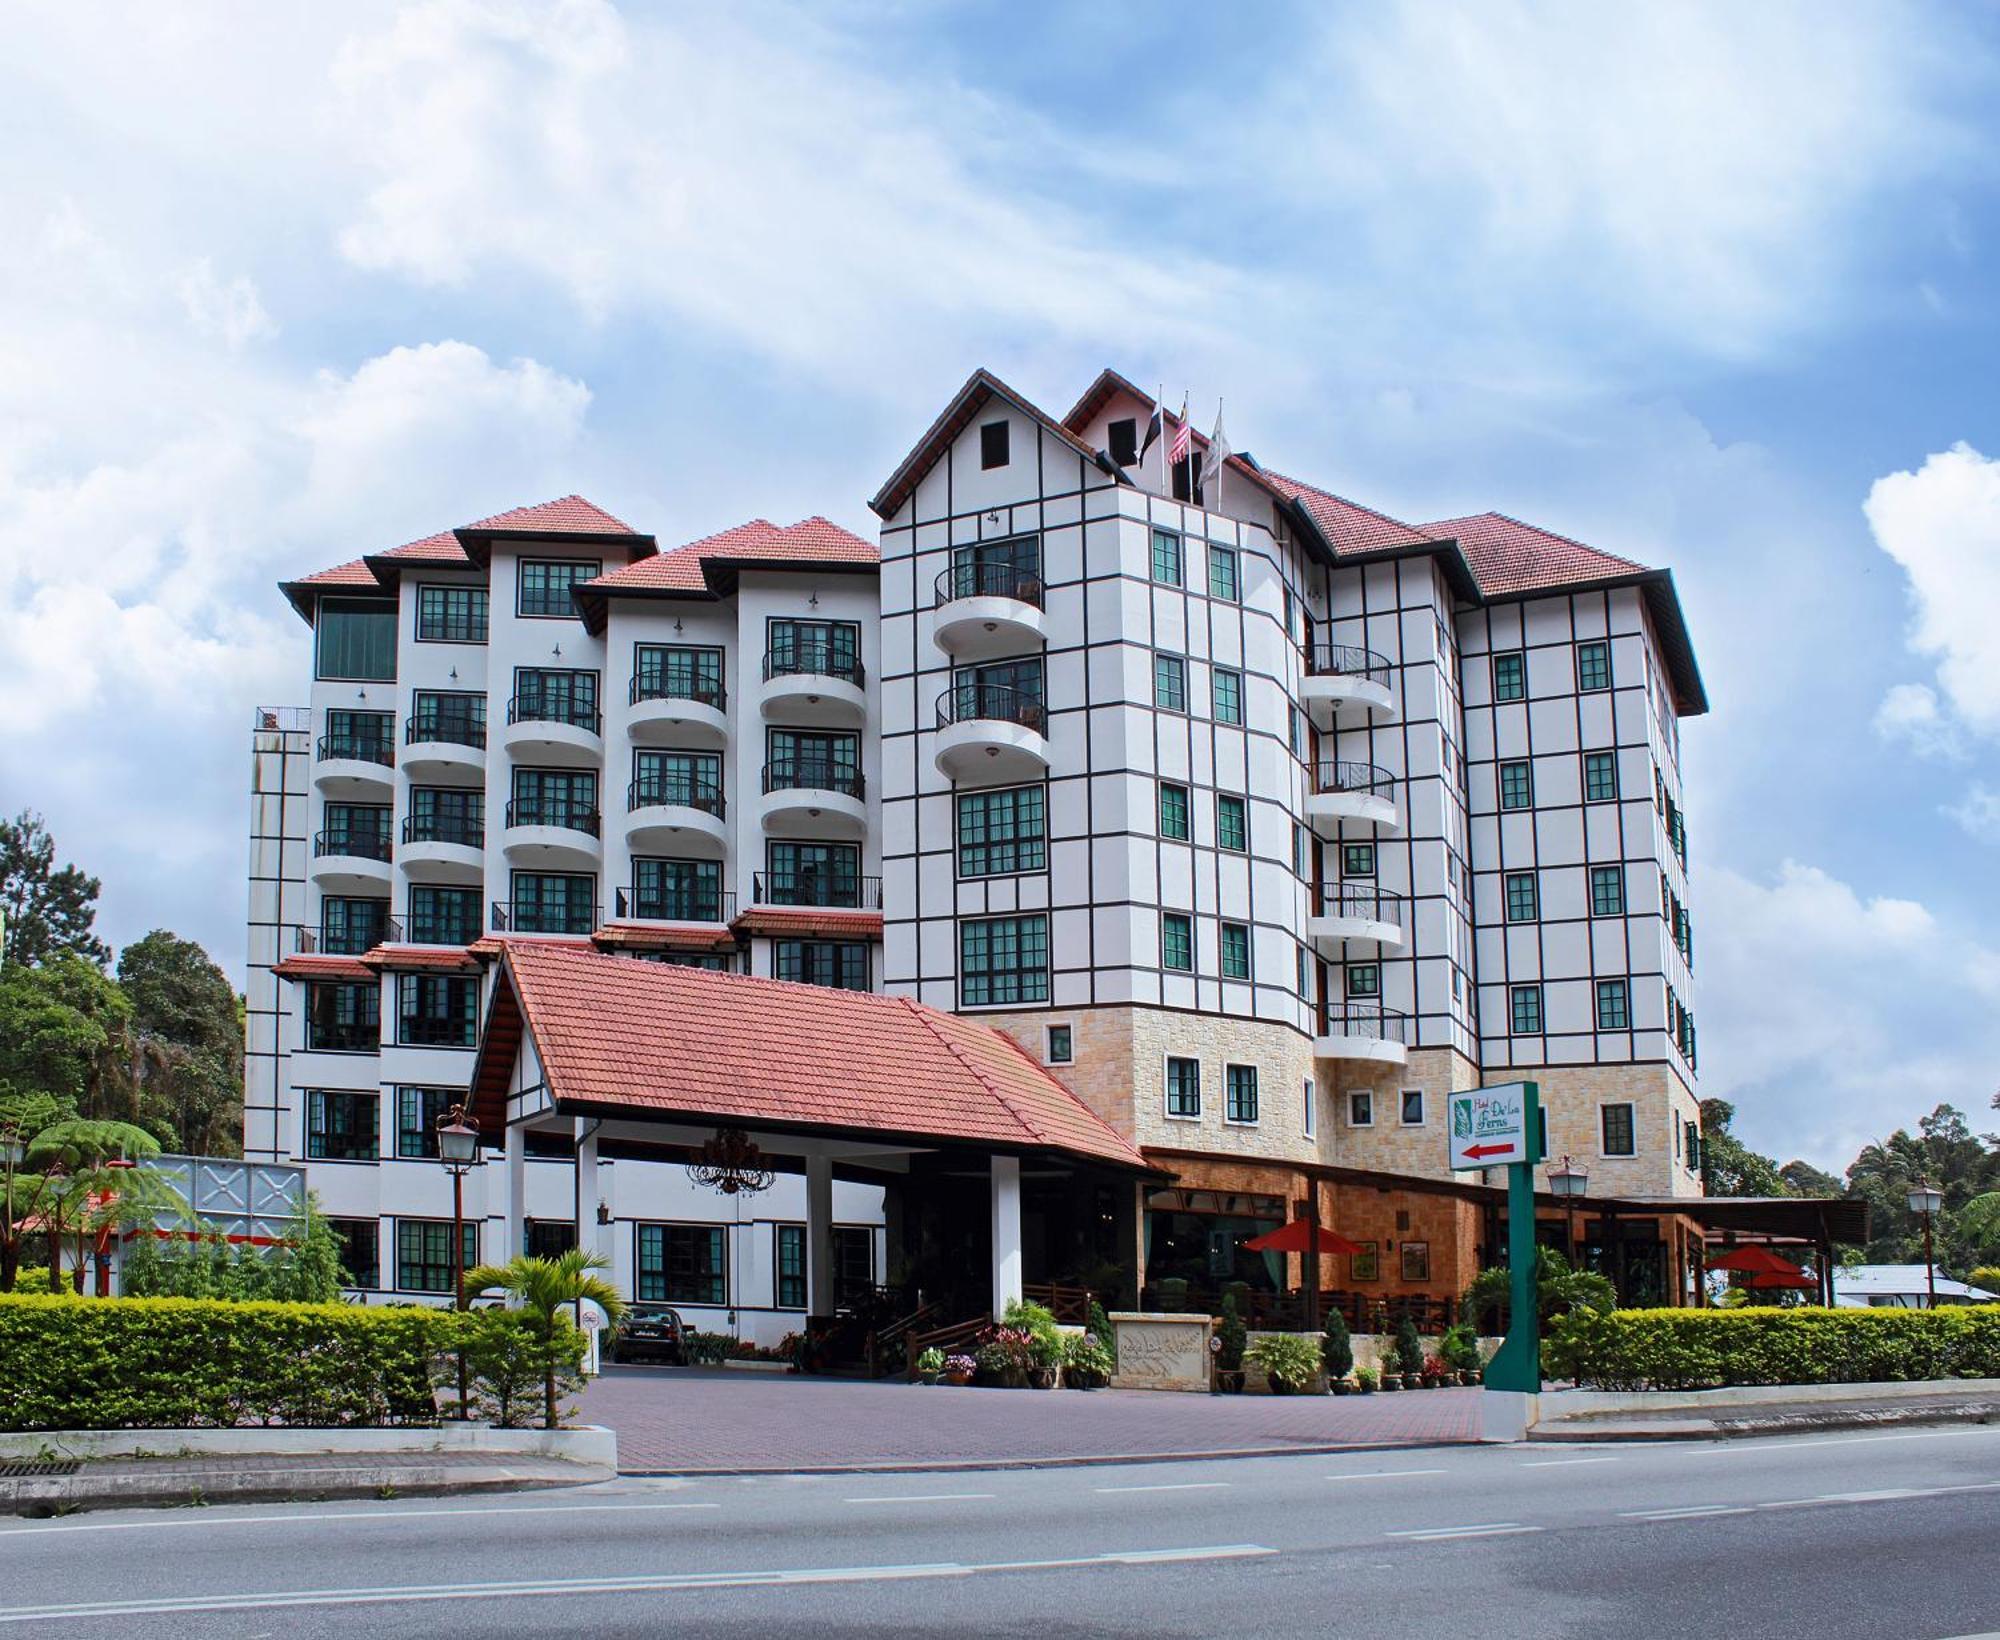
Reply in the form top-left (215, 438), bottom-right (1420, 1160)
top-left (690, 1127), bottom-right (775, 1196)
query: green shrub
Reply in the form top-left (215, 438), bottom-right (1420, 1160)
top-left (1464, 1247), bottom-right (1617, 1335)
top-left (683, 1330), bottom-right (735, 1366)
top-left (1215, 1293), bottom-right (1246, 1372)
top-left (1087, 1297), bottom-right (1118, 1369)
top-left (1001, 1298), bottom-right (1063, 1367)
top-left (462, 1310), bottom-right (578, 1428)
top-left (120, 1199), bottom-right (347, 1304)
top-left (1394, 1316), bottom-right (1426, 1378)
top-left (1061, 1329), bottom-right (1113, 1386)
top-left (0, 1294), bottom-right (473, 1430)
top-left (1548, 1305), bottom-right (2000, 1391)
top-left (1245, 1333), bottom-right (1322, 1393)
top-left (1321, 1308), bottom-right (1353, 1379)
top-left (1440, 1322), bottom-right (1481, 1373)
top-left (11, 1269), bottom-right (61, 1297)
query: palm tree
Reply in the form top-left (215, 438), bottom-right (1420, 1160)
top-left (24, 1118), bottom-right (169, 1291)
top-left (462, 1250), bottom-right (626, 1430)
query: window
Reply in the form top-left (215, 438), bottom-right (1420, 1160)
top-left (324, 708), bottom-right (393, 763)
top-left (1158, 782), bottom-right (1190, 840)
top-left (306, 981), bottom-right (378, 1053)
top-left (1510, 984), bottom-right (1544, 1035)
top-left (959, 915), bottom-right (1049, 1006)
top-left (773, 940), bottom-right (871, 991)
top-left (1303, 1078), bottom-right (1316, 1139)
top-left (1596, 978), bottom-right (1631, 1030)
top-left (1348, 1090), bottom-right (1374, 1127)
top-left (1220, 922), bottom-right (1250, 979)
top-left (1684, 1118), bottom-right (1701, 1171)
top-left (1108, 417), bottom-right (1139, 466)
top-left (396, 1219), bottom-right (477, 1294)
top-left (768, 727), bottom-right (862, 795)
top-left (950, 785), bottom-right (1046, 882)
top-left (1153, 653), bottom-right (1187, 711)
top-left (1296, 943), bottom-right (1314, 1002)
top-left (1505, 872), bottom-right (1539, 922)
top-left (394, 1086), bottom-right (455, 1159)
top-left (1046, 1024), bottom-right (1073, 1065)
top-left (979, 419), bottom-right (1010, 468)
top-left (1212, 667), bottom-right (1243, 724)
top-left (636, 1223), bottom-right (726, 1306)
top-left (1576, 640), bottom-right (1611, 693)
top-left (1292, 822), bottom-right (1310, 879)
top-left (633, 749), bottom-right (723, 813)
top-left (315, 597), bottom-right (396, 682)
top-left (321, 802), bottom-right (390, 860)
top-left (1342, 842), bottom-right (1375, 878)
top-left (1601, 1103), bottom-right (1637, 1157)
top-left (416, 585), bottom-right (488, 644)
top-left (410, 690), bottom-right (485, 748)
top-left (326, 1218), bottom-right (379, 1289)
top-left (512, 765), bottom-right (599, 832)
top-left (320, 896), bottom-right (391, 956)
top-left (517, 559), bottom-right (600, 618)
top-left (307, 1090), bottom-right (379, 1161)
top-left (775, 1224), bottom-right (806, 1309)
top-left (510, 871), bottom-right (597, 936)
top-left (1161, 913), bottom-right (1193, 972)
top-left (408, 785), bottom-right (483, 847)
top-left (512, 668), bottom-right (599, 731)
top-left (1151, 528), bottom-right (1184, 586)
top-left (634, 644), bottom-right (724, 706)
top-left (1590, 865), bottom-right (1626, 918)
top-left (1208, 544), bottom-right (1240, 602)
top-left (1165, 1056), bottom-right (1201, 1119)
top-left (1225, 1064), bottom-right (1259, 1125)
top-left (1216, 794), bottom-right (1247, 852)
top-left (1346, 963), bottom-right (1379, 998)
top-left (1400, 1088), bottom-right (1425, 1126)
top-left (396, 975), bottom-right (477, 1048)
top-left (1585, 751), bottom-right (1619, 802)
top-left (1289, 706), bottom-right (1304, 760)
top-left (834, 1226), bottom-right (874, 1301)
top-left (633, 857), bottom-right (724, 922)
top-left (408, 885), bottom-right (480, 946)
top-left (763, 841), bottom-right (861, 910)
top-left (1492, 650), bottom-right (1526, 702)
top-left (1499, 760), bottom-right (1533, 810)
top-left (769, 619), bottom-right (862, 684)
top-left (1400, 1242), bottom-right (1431, 1282)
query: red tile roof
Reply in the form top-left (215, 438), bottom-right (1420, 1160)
top-left (474, 940), bottom-right (1147, 1170)
top-left (1260, 470), bottom-right (1433, 556)
top-left (461, 495), bottom-right (644, 537)
top-left (1420, 511), bottom-right (1647, 597)
top-left (376, 529), bottom-right (471, 566)
top-left (360, 945), bottom-right (483, 975)
top-left (732, 907), bottom-right (885, 940)
top-left (574, 517), bottom-right (875, 628)
top-left (271, 953), bottom-right (375, 983)
top-left (592, 922), bottom-right (742, 954)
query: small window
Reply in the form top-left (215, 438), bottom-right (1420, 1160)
top-left (1510, 984), bottom-right (1544, 1035)
top-left (1220, 922), bottom-right (1250, 980)
top-left (1153, 653), bottom-right (1187, 711)
top-left (1216, 794), bottom-right (1247, 852)
top-left (637, 1223), bottom-right (726, 1306)
top-left (1303, 1078), bottom-right (1316, 1139)
top-left (1596, 978), bottom-right (1631, 1031)
top-left (1212, 667), bottom-right (1243, 724)
top-left (1292, 822), bottom-right (1310, 878)
top-left (1150, 528), bottom-right (1184, 587)
top-left (1342, 842), bottom-right (1375, 878)
top-left (1159, 782), bottom-right (1190, 840)
top-left (1225, 1064), bottom-right (1258, 1125)
top-left (959, 915), bottom-right (1050, 1006)
top-left (326, 1218), bottom-right (379, 1289)
top-left (775, 1224), bottom-right (806, 1309)
top-left (1208, 544), bottom-right (1240, 602)
top-left (395, 1086), bottom-right (456, 1159)
top-left (416, 585), bottom-right (489, 644)
top-left (1585, 751), bottom-right (1619, 802)
top-left (308, 1090), bottom-right (379, 1161)
top-left (1493, 650), bottom-right (1526, 702)
top-left (1400, 1089), bottom-right (1424, 1126)
top-left (1577, 640), bottom-right (1611, 693)
top-left (1505, 872), bottom-right (1539, 922)
top-left (1349, 1090), bottom-right (1374, 1127)
top-left (1288, 706), bottom-right (1304, 759)
top-left (517, 559), bottom-right (600, 619)
top-left (1601, 1103), bottom-right (1637, 1157)
top-left (315, 597), bottom-right (397, 683)
top-left (1046, 1024), bottom-right (1073, 1064)
top-left (980, 420), bottom-right (1010, 469)
top-left (1346, 963), bottom-right (1380, 999)
top-left (1165, 1056), bottom-right (1201, 1118)
top-left (1590, 865), bottom-right (1626, 917)
top-left (396, 1219), bottom-right (478, 1294)
top-left (1499, 760), bottom-right (1532, 810)
top-left (1108, 417), bottom-right (1139, 466)
top-left (957, 785), bottom-right (1048, 878)
top-left (1162, 913), bottom-right (1193, 972)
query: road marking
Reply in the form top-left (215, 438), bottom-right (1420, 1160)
top-left (1093, 1482), bottom-right (1232, 1494)
top-left (1325, 1469), bottom-right (1447, 1482)
top-left (0, 1545), bottom-right (1279, 1620)
top-left (1691, 1427), bottom-right (2000, 1456)
top-left (1385, 1523), bottom-right (1543, 1542)
top-left (843, 1492), bottom-right (996, 1505)
top-left (1620, 1506), bottom-right (1753, 1521)
top-left (0, 1500), bottom-right (721, 1538)
top-left (1518, 1457), bottom-right (1617, 1468)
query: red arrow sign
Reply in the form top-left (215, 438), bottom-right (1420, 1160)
top-left (1462, 1142), bottom-right (1517, 1159)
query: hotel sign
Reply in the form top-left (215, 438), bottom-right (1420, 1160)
top-left (1447, 1081), bottom-right (1539, 1171)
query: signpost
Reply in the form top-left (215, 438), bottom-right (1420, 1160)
top-left (1449, 1080), bottom-right (1543, 1394)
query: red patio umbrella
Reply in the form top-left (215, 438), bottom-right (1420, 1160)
top-left (1744, 1269), bottom-right (1818, 1290)
top-left (1244, 1220), bottom-right (1365, 1257)
top-left (1706, 1245), bottom-right (1805, 1275)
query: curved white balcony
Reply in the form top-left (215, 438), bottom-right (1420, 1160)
top-left (1305, 886), bottom-right (1406, 955)
top-left (1313, 1003), bottom-right (1410, 1066)
top-left (758, 648), bottom-right (866, 723)
top-left (310, 830), bottom-right (393, 895)
top-left (624, 781), bottom-right (730, 854)
top-left (933, 563), bottom-right (1048, 661)
top-left (398, 817), bottom-right (484, 885)
top-left (627, 678), bottom-right (730, 743)
top-left (1299, 642), bottom-right (1397, 730)
top-left (401, 718), bottom-right (486, 783)
top-left (502, 696), bottom-right (603, 767)
top-left (313, 734), bottom-right (395, 799)
top-left (500, 801), bottom-right (603, 872)
top-left (758, 759), bottom-right (867, 836)
top-left (1304, 761), bottom-right (1400, 837)
top-left (932, 683), bottom-right (1051, 785)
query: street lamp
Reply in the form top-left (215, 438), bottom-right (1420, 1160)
top-left (1548, 1155), bottom-right (1589, 1266)
top-left (0, 1124), bottom-right (23, 1293)
top-left (1907, 1180), bottom-right (1943, 1309)
top-left (435, 1105), bottom-right (481, 1418)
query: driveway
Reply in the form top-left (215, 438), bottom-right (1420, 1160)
top-left (579, 1366), bottom-right (1480, 1472)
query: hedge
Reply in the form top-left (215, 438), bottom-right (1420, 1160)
top-left (1548, 1305), bottom-right (2000, 1392)
top-left (0, 1295), bottom-right (479, 1431)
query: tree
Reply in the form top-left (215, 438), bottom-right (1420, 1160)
top-left (1846, 1103), bottom-right (2000, 1267)
top-left (21, 1117), bottom-right (171, 1291)
top-left (0, 957), bottom-right (131, 1117)
top-left (1464, 1247), bottom-right (1618, 1335)
top-left (1780, 1160), bottom-right (1843, 1198)
top-left (116, 931), bottom-right (245, 1156)
top-left (0, 811), bottom-right (109, 968)
top-left (462, 1250), bottom-right (626, 1429)
top-left (1699, 1099), bottom-right (1789, 1197)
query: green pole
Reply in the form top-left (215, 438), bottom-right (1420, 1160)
top-left (1483, 1081), bottom-right (1542, 1394)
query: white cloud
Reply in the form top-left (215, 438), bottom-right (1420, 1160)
top-left (177, 259), bottom-right (276, 350)
top-left (1946, 786), bottom-right (2000, 845)
top-left (1874, 682), bottom-right (1967, 761)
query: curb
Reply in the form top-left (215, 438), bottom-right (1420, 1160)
top-left (1531, 1401), bottom-right (2000, 1444)
top-left (618, 1436), bottom-right (1473, 1477)
top-left (2, 1460), bottom-right (612, 1518)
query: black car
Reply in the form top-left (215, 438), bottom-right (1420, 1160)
top-left (611, 1303), bottom-right (687, 1364)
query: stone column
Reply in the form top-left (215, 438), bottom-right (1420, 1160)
top-left (991, 1154), bottom-right (1023, 1320)
top-left (806, 1154), bottom-right (835, 1318)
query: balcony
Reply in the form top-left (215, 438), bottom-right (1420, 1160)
top-left (491, 900), bottom-right (600, 938)
top-left (309, 828), bottom-right (393, 893)
top-left (1313, 1002), bottom-right (1410, 1066)
top-left (313, 733), bottom-right (395, 798)
top-left (402, 716), bottom-right (486, 783)
top-left (1299, 642), bottom-right (1396, 730)
top-left (759, 757), bottom-right (867, 835)
top-left (292, 918), bottom-right (401, 957)
top-left (750, 871), bottom-right (883, 910)
top-left (759, 646), bottom-right (866, 722)
top-left (933, 563), bottom-right (1047, 660)
top-left (1304, 760), bottom-right (1400, 836)
top-left (628, 675), bottom-right (729, 743)
top-left (501, 798), bottom-right (603, 871)
top-left (933, 683), bottom-right (1051, 785)
top-left (625, 778), bottom-right (729, 853)
top-left (1305, 885), bottom-right (1406, 955)
top-left (502, 694), bottom-right (603, 766)
top-left (613, 887), bottom-right (737, 925)
top-left (398, 813), bottom-right (484, 884)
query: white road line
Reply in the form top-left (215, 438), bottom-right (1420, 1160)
top-left (1326, 1468), bottom-right (1447, 1482)
top-left (1093, 1482), bottom-right (1232, 1494)
top-left (843, 1493), bottom-right (996, 1505)
top-left (1692, 1427), bottom-right (2000, 1456)
top-left (1388, 1525), bottom-right (1544, 1542)
top-left (0, 1500), bottom-right (721, 1538)
top-left (0, 1546), bottom-right (1279, 1621)
top-left (1384, 1522), bottom-right (1524, 1537)
top-left (1519, 1457), bottom-right (1617, 1468)
top-left (1619, 1506), bottom-right (1753, 1521)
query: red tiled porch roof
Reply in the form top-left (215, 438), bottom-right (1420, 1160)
top-left (270, 953), bottom-right (375, 983)
top-left (731, 906), bottom-right (884, 940)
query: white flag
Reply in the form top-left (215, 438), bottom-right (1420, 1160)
top-left (1206, 402), bottom-right (1231, 507)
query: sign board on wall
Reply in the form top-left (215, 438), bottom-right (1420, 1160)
top-left (1447, 1081), bottom-right (1539, 1171)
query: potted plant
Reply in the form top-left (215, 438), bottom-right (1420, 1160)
top-left (1062, 1329), bottom-right (1113, 1389)
top-left (1155, 1276), bottom-right (1189, 1313)
top-left (1245, 1333), bottom-right (1321, 1395)
top-left (1322, 1309), bottom-right (1354, 1395)
top-left (943, 1353), bottom-right (976, 1387)
top-left (1214, 1293), bottom-right (1247, 1392)
top-left (1420, 1352), bottom-right (1453, 1389)
top-left (1376, 1336), bottom-right (1403, 1390)
top-left (914, 1345), bottom-right (945, 1384)
top-left (1353, 1366), bottom-right (1378, 1394)
top-left (975, 1326), bottom-right (1035, 1387)
top-left (1394, 1316), bottom-right (1426, 1387)
top-left (1026, 1331), bottom-right (1062, 1389)
top-left (1440, 1322), bottom-right (1482, 1386)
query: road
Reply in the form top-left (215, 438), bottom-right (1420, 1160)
top-left (2, 1426), bottom-right (1998, 1637)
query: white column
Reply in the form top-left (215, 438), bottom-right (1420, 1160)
top-left (805, 1154), bottom-right (835, 1317)
top-left (990, 1154), bottom-right (1023, 1321)
top-left (576, 1120), bottom-right (602, 1266)
top-left (503, 1122), bottom-right (526, 1263)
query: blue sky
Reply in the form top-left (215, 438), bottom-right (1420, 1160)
top-left (2, 1), bottom-right (1996, 1170)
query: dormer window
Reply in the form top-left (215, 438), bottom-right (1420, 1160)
top-left (980, 420), bottom-right (1010, 469)
top-left (1108, 417), bottom-right (1138, 466)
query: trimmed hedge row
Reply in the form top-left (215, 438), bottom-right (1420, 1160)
top-left (1549, 1305), bottom-right (2000, 1392)
top-left (0, 1295), bottom-right (478, 1431)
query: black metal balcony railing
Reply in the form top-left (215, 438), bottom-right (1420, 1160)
top-left (401, 813), bottom-right (484, 848)
top-left (1318, 1001), bottom-right (1412, 1044)
top-left (1304, 641), bottom-right (1392, 688)
top-left (631, 674), bottom-right (727, 710)
top-left (294, 918), bottom-right (402, 957)
top-left (317, 732), bottom-right (394, 767)
top-left (403, 909), bottom-right (478, 947)
top-left (397, 1015), bottom-right (478, 1049)
top-left (405, 714), bottom-right (487, 750)
top-left (751, 871), bottom-right (883, 911)
top-left (935, 682), bottom-right (1047, 735)
top-left (1314, 884), bottom-right (1405, 927)
top-left (627, 778), bottom-right (726, 817)
top-left (308, 1021), bottom-right (379, 1053)
top-left (1311, 760), bottom-right (1397, 799)
top-left (935, 561), bottom-right (1045, 609)
top-left (504, 799), bottom-right (600, 836)
top-left (762, 758), bottom-right (865, 799)
top-left (614, 887), bottom-right (738, 924)
top-left (314, 828), bottom-right (392, 862)
top-left (491, 900), bottom-right (599, 937)
top-left (506, 694), bottom-right (603, 735)
top-left (763, 645), bottom-right (865, 687)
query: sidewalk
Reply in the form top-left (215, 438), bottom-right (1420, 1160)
top-left (1532, 1389), bottom-right (2000, 1443)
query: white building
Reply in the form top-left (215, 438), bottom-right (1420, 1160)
top-left (1833, 1264), bottom-right (1998, 1309)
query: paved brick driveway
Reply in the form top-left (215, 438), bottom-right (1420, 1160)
top-left (580, 1366), bottom-right (1481, 1473)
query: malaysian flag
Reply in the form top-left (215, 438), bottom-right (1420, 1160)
top-left (1168, 392), bottom-right (1192, 465)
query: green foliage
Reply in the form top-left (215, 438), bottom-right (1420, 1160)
top-left (11, 1269), bottom-right (61, 1296)
top-left (1215, 1292), bottom-right (1246, 1372)
top-left (1320, 1307), bottom-right (1353, 1379)
top-left (0, 1294), bottom-right (471, 1430)
top-left (1353, 1366), bottom-right (1378, 1392)
top-left (0, 958), bottom-right (128, 1114)
top-left (1087, 1297), bottom-right (1117, 1368)
top-left (915, 1345), bottom-right (946, 1377)
top-left (461, 1250), bottom-right (625, 1429)
top-left (1699, 1098), bottom-right (1788, 1197)
top-left (1548, 1305), bottom-right (2000, 1391)
top-left (1968, 1267), bottom-right (2000, 1296)
top-left (1440, 1322), bottom-right (1482, 1372)
top-left (1245, 1332), bottom-right (1322, 1392)
top-left (1845, 1104), bottom-right (2000, 1267)
top-left (1463, 1246), bottom-right (1618, 1335)
top-left (120, 1197), bottom-right (345, 1304)
top-left (464, 1311), bottom-right (582, 1428)
top-left (1001, 1298), bottom-right (1063, 1367)
top-left (115, 932), bottom-right (245, 1158)
top-left (1393, 1316), bottom-right (1425, 1377)
top-left (1061, 1329), bottom-right (1113, 1386)
top-left (683, 1331), bottom-right (734, 1366)
top-left (0, 811), bottom-right (109, 968)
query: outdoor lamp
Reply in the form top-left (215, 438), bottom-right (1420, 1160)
top-left (1907, 1181), bottom-right (1943, 1218)
top-left (1908, 1179), bottom-right (1943, 1309)
top-left (436, 1108), bottom-right (480, 1169)
top-left (1548, 1156), bottom-right (1588, 1200)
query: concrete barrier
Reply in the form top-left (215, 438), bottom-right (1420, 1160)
top-left (1539, 1377), bottom-right (2000, 1422)
top-left (0, 1422), bottom-right (617, 1471)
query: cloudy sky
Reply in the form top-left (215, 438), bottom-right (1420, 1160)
top-left (3, 1), bottom-right (1996, 1170)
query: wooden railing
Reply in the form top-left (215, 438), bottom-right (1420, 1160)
top-left (1022, 1282), bottom-right (1096, 1325)
top-left (1138, 1286), bottom-right (1456, 1334)
top-left (904, 1314), bottom-right (988, 1380)
top-left (866, 1300), bottom-right (942, 1378)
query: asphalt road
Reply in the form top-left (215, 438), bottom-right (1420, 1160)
top-left (3, 1426), bottom-right (1998, 1638)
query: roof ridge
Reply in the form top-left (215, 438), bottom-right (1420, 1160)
top-left (894, 996), bottom-right (1051, 1150)
top-left (981, 1021), bottom-right (1142, 1155)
